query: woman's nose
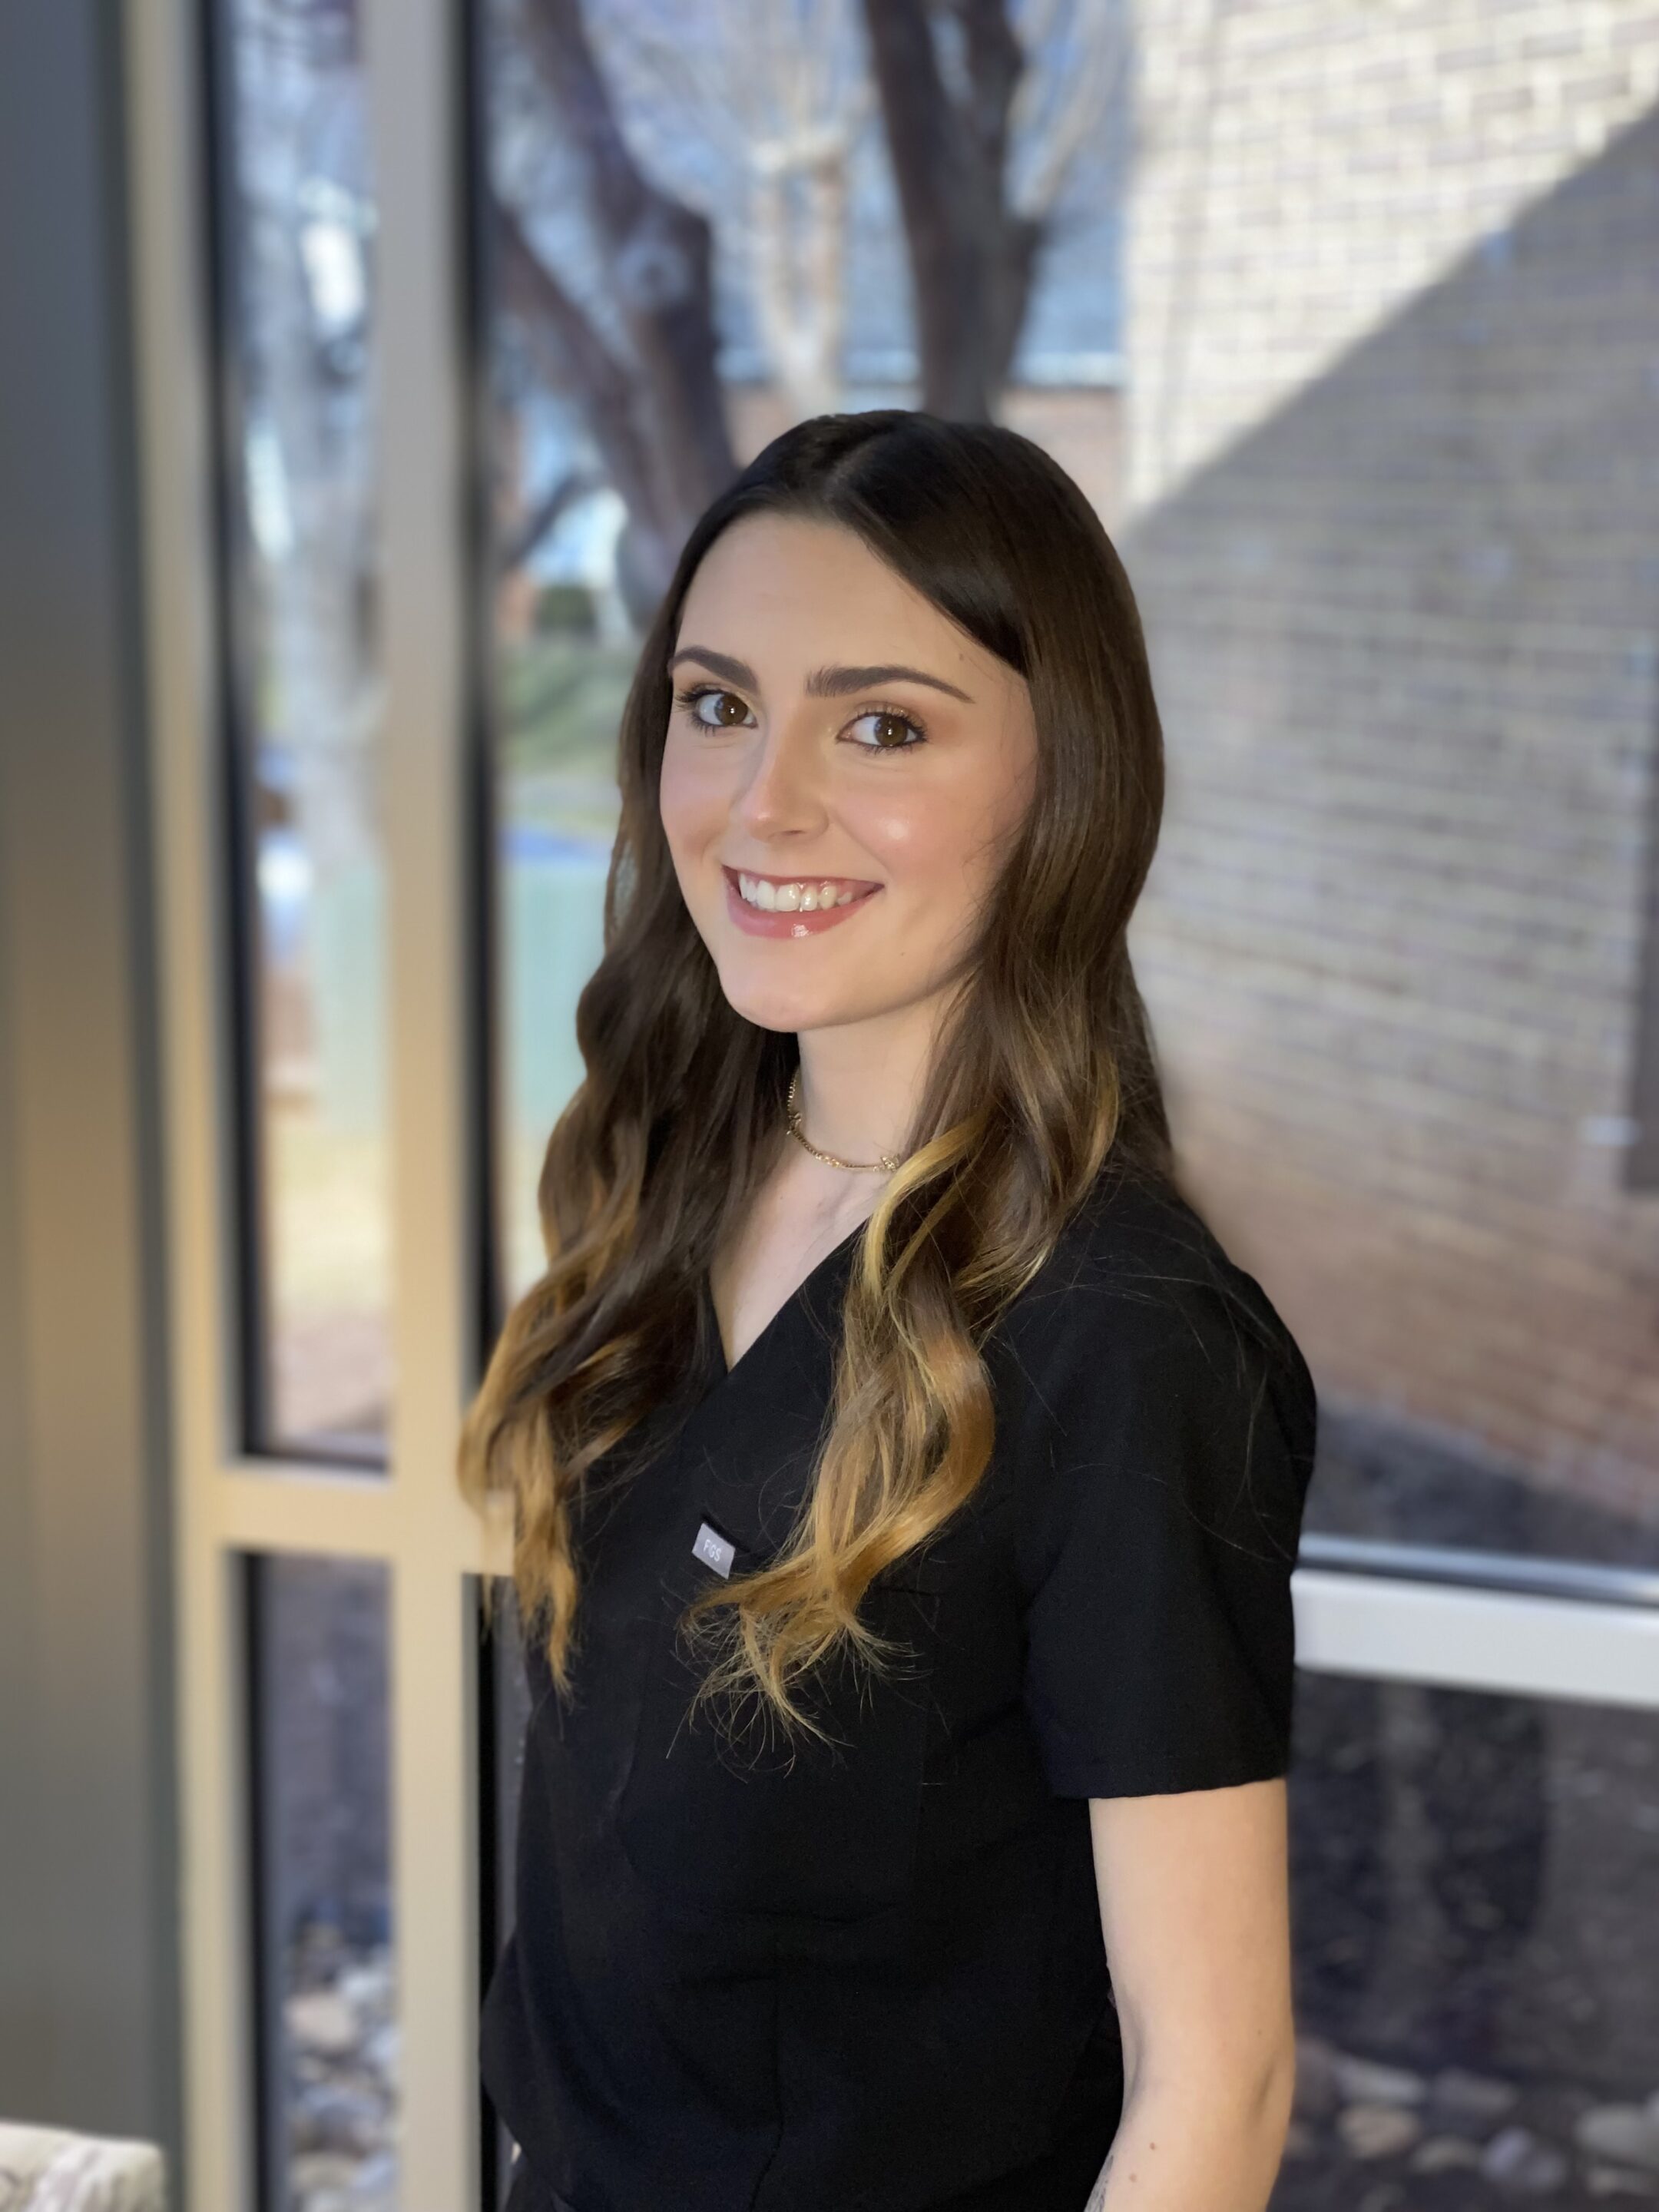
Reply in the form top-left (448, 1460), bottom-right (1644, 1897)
top-left (732, 714), bottom-right (826, 835)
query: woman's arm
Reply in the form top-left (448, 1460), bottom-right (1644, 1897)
top-left (1082, 1780), bottom-right (1298, 2210)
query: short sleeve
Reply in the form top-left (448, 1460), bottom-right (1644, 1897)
top-left (1015, 1269), bottom-right (1317, 1800)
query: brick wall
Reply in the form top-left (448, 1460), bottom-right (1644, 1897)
top-left (1120, 2), bottom-right (1659, 1529)
top-left (1128, 0), bottom-right (1659, 512)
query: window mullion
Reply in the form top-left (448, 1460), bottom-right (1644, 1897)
top-left (365, 0), bottom-right (482, 2205)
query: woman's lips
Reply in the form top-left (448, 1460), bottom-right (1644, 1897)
top-left (721, 867), bottom-right (882, 939)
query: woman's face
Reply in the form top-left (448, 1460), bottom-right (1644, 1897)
top-left (659, 513), bottom-right (1039, 1038)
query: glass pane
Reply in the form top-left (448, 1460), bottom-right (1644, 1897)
top-left (478, 1578), bottom-right (533, 2209)
top-left (211, 0), bottom-right (392, 1455)
top-left (471, 0), bottom-right (1128, 1306)
top-left (1114, 19), bottom-right (1659, 1571)
top-left (249, 1554), bottom-right (398, 2212)
top-left (1280, 1671), bottom-right (1659, 2207)
top-left (1310, 1416), bottom-right (1659, 1579)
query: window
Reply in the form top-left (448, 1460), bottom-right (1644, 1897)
top-left (1285, 1673), bottom-right (1659, 2199)
top-left (205, 0), bottom-right (393, 1461)
top-left (126, 5), bottom-right (1659, 2208)
top-left (247, 1555), bottom-right (397, 2212)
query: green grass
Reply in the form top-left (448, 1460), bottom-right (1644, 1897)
top-left (496, 633), bottom-right (637, 782)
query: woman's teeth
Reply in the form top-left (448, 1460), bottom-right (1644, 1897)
top-left (737, 874), bottom-right (862, 912)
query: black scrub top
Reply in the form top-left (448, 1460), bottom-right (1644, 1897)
top-left (480, 1162), bottom-right (1319, 2212)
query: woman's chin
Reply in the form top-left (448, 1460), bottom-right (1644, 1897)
top-left (718, 984), bottom-right (839, 1035)
top-left (713, 965), bottom-right (869, 1037)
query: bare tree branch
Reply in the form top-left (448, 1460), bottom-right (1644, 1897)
top-left (514, 0), bottom-right (736, 593)
top-left (584, 0), bottom-right (872, 419)
top-left (497, 465), bottom-right (609, 578)
top-left (1011, 0), bottom-right (1127, 219)
top-left (492, 197), bottom-right (660, 538)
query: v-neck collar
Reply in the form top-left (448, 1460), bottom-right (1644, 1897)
top-left (700, 1216), bottom-right (868, 1388)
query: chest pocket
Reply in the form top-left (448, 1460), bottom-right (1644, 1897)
top-left (616, 1514), bottom-right (942, 1922)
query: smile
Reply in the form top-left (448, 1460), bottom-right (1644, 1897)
top-left (720, 866), bottom-right (882, 938)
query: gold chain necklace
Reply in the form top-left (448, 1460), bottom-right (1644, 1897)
top-left (785, 1069), bottom-right (905, 1174)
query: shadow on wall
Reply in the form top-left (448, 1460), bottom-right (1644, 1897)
top-left (1119, 101), bottom-right (1659, 1549)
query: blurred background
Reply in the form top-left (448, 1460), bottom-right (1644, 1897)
top-left (2, 2), bottom-right (1657, 2209)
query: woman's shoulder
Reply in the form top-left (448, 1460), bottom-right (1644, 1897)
top-left (992, 1156), bottom-right (1318, 1462)
top-left (1009, 1157), bottom-right (1287, 1325)
top-left (992, 1161), bottom-right (1318, 1793)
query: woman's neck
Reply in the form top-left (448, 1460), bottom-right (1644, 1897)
top-left (793, 996), bottom-right (948, 1167)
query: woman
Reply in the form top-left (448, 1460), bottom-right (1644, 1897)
top-left (464, 410), bottom-right (1317, 2212)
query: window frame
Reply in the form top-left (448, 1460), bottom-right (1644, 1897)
top-left (129, 2), bottom-right (511, 2205)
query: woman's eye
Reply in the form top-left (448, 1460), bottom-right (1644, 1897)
top-left (674, 685), bottom-right (752, 729)
top-left (846, 708), bottom-right (926, 754)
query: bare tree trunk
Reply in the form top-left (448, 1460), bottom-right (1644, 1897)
top-left (505, 0), bottom-right (737, 618)
top-left (859, 0), bottom-right (1044, 416)
top-left (955, 0), bottom-right (1045, 392)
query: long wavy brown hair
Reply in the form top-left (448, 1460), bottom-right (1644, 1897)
top-left (459, 409), bottom-right (1174, 1746)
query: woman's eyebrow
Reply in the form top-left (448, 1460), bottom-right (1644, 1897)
top-left (667, 644), bottom-right (974, 704)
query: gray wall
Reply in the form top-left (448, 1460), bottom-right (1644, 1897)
top-left (0, 0), bottom-right (181, 2175)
